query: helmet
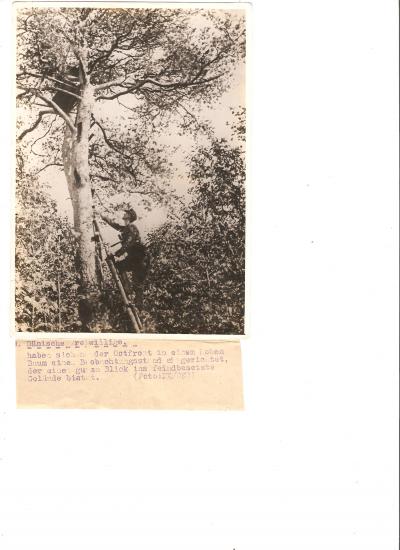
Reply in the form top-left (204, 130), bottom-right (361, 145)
top-left (124, 208), bottom-right (137, 222)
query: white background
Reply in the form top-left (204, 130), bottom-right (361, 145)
top-left (0, 1), bottom-right (398, 549)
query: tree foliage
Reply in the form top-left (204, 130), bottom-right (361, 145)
top-left (144, 116), bottom-right (245, 334)
top-left (15, 154), bottom-right (80, 332)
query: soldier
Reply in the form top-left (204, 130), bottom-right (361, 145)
top-left (97, 207), bottom-right (148, 309)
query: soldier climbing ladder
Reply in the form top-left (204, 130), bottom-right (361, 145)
top-left (92, 214), bottom-right (143, 333)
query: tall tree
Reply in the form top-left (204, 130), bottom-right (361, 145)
top-left (16, 7), bottom-right (245, 331)
top-left (145, 110), bottom-right (246, 334)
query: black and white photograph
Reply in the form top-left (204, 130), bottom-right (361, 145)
top-left (15, 3), bottom-right (246, 334)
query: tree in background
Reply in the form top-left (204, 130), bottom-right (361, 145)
top-left (15, 154), bottom-right (80, 332)
top-left (16, 7), bottom-right (245, 331)
top-left (145, 110), bottom-right (245, 334)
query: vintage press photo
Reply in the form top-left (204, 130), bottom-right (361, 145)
top-left (15, 3), bottom-right (247, 335)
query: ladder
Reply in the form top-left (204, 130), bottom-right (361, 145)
top-left (92, 218), bottom-right (143, 333)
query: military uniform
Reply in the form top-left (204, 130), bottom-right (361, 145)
top-left (101, 213), bottom-right (148, 308)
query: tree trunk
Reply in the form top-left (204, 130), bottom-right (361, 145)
top-left (62, 81), bottom-right (106, 331)
top-left (60, 46), bottom-right (139, 333)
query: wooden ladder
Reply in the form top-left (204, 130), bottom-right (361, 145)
top-left (92, 217), bottom-right (142, 333)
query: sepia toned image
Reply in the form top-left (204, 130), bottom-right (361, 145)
top-left (15, 3), bottom-right (246, 335)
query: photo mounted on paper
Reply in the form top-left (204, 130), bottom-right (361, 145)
top-left (15, 2), bottom-right (247, 335)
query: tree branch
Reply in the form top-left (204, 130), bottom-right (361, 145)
top-left (30, 114), bottom-right (58, 150)
top-left (18, 110), bottom-right (53, 140)
top-left (22, 90), bottom-right (76, 133)
top-left (37, 94), bottom-right (76, 132)
top-left (95, 76), bottom-right (128, 91)
top-left (144, 72), bottom-right (227, 90)
top-left (34, 162), bottom-right (64, 176)
top-left (176, 101), bottom-right (202, 129)
top-left (89, 21), bottom-right (137, 73)
top-left (92, 116), bottom-right (122, 155)
top-left (17, 82), bottom-right (77, 131)
top-left (92, 118), bottom-right (144, 168)
top-left (96, 72), bottom-right (226, 101)
top-left (17, 71), bottom-right (77, 87)
top-left (20, 83), bottom-right (82, 101)
top-left (52, 87), bottom-right (82, 101)
top-left (91, 172), bottom-right (166, 198)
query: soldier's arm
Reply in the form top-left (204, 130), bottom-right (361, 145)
top-left (99, 213), bottom-right (124, 231)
